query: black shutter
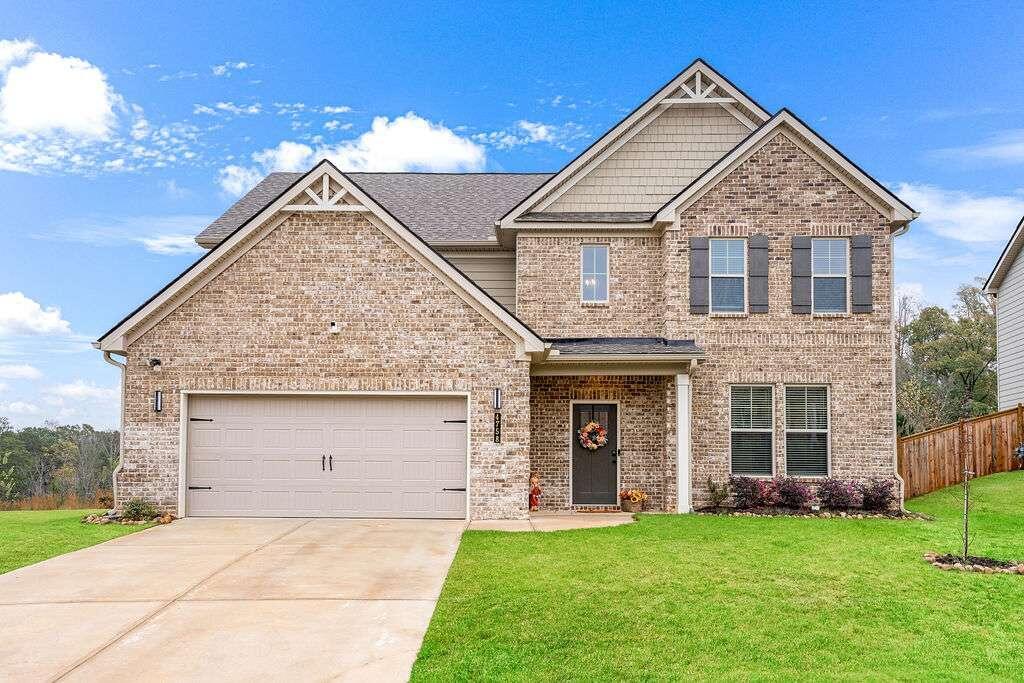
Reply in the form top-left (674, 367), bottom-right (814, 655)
top-left (748, 235), bottom-right (769, 313)
top-left (689, 237), bottom-right (709, 314)
top-left (850, 235), bottom-right (873, 313)
top-left (791, 236), bottom-right (811, 314)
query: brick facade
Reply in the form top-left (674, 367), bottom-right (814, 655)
top-left (119, 211), bottom-right (532, 519)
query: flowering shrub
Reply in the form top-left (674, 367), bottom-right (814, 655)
top-left (758, 479), bottom-right (781, 507)
top-left (772, 476), bottom-right (813, 509)
top-left (860, 478), bottom-right (897, 511)
top-left (817, 477), bottom-right (863, 509)
top-left (619, 488), bottom-right (649, 504)
top-left (729, 476), bottom-right (762, 509)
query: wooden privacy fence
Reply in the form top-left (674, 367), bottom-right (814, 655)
top-left (897, 405), bottom-right (1024, 499)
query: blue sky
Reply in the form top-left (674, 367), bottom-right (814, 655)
top-left (1, 1), bottom-right (1022, 428)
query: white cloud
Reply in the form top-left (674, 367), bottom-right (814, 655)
top-left (895, 183), bottom-right (1024, 243)
top-left (322, 105), bottom-right (351, 114)
top-left (252, 140), bottom-right (313, 172)
top-left (137, 234), bottom-right (203, 255)
top-left (0, 364), bottom-right (41, 380)
top-left (157, 70), bottom-right (198, 82)
top-left (473, 119), bottom-right (587, 151)
top-left (0, 44), bottom-right (119, 138)
top-left (0, 39), bottom-right (34, 71)
top-left (324, 120), bottom-right (352, 132)
top-left (45, 380), bottom-right (118, 402)
top-left (933, 129), bottom-right (1024, 165)
top-left (517, 120), bottom-right (554, 143)
top-left (218, 113), bottom-right (486, 196)
top-left (33, 380), bottom-right (120, 427)
top-left (218, 164), bottom-right (264, 196)
top-left (894, 282), bottom-right (925, 304)
top-left (213, 101), bottom-right (261, 116)
top-left (0, 400), bottom-right (40, 415)
top-left (212, 61), bottom-right (252, 77)
top-left (0, 293), bottom-right (71, 337)
top-left (35, 213), bottom-right (213, 254)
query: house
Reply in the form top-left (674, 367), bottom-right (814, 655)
top-left (983, 215), bottom-right (1024, 409)
top-left (94, 59), bottom-right (917, 520)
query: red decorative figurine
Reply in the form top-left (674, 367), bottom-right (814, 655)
top-left (529, 472), bottom-right (542, 511)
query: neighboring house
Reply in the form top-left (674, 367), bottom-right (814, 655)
top-left (984, 215), bottom-right (1024, 409)
top-left (94, 59), bottom-right (917, 520)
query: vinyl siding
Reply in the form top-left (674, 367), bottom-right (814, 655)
top-left (545, 105), bottom-right (750, 212)
top-left (997, 249), bottom-right (1024, 409)
top-left (441, 253), bottom-right (516, 311)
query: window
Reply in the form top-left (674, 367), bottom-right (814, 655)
top-left (785, 386), bottom-right (829, 476)
top-left (730, 385), bottom-right (773, 475)
top-left (581, 245), bottom-right (609, 303)
top-left (811, 239), bottom-right (848, 313)
top-left (710, 238), bottom-right (746, 313)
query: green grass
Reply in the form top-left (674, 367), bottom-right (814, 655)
top-left (413, 471), bottom-right (1024, 681)
top-left (0, 509), bottom-right (152, 574)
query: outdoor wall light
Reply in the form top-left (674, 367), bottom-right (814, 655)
top-left (329, 322), bottom-right (340, 334)
top-left (153, 390), bottom-right (163, 413)
top-left (492, 387), bottom-right (502, 411)
top-left (148, 357), bottom-right (162, 370)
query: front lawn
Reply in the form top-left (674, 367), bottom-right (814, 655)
top-left (413, 471), bottom-right (1024, 681)
top-left (0, 509), bottom-right (152, 574)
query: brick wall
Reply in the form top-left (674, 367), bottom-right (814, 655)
top-left (665, 132), bottom-right (896, 505)
top-left (530, 375), bottom-right (670, 511)
top-left (120, 211), bottom-right (532, 519)
top-left (516, 235), bottom-right (664, 338)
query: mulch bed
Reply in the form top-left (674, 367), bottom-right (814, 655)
top-left (924, 552), bottom-right (1024, 574)
top-left (695, 506), bottom-right (927, 520)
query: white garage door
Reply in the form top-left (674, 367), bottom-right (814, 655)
top-left (185, 394), bottom-right (467, 518)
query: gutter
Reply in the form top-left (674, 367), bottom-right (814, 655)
top-left (102, 351), bottom-right (127, 511)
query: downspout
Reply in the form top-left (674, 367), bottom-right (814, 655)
top-left (102, 351), bottom-right (127, 511)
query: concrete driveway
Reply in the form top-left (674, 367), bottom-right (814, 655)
top-left (0, 518), bottom-right (465, 681)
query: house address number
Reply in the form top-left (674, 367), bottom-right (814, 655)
top-left (493, 412), bottom-right (501, 443)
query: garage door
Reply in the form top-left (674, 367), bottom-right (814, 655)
top-left (185, 394), bottom-right (467, 518)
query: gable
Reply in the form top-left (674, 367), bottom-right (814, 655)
top-left (96, 162), bottom-right (545, 355)
top-left (544, 105), bottom-right (751, 213)
top-left (984, 216), bottom-right (1024, 294)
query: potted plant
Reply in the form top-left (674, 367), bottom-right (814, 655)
top-left (619, 488), bottom-right (648, 512)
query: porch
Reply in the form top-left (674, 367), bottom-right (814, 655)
top-left (527, 337), bottom-right (702, 514)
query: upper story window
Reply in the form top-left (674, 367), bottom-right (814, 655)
top-left (811, 239), bottom-right (848, 314)
top-left (709, 238), bottom-right (746, 313)
top-left (581, 245), bottom-right (609, 303)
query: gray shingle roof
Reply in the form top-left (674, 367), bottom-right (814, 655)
top-left (195, 171), bottom-right (554, 247)
top-left (549, 337), bottom-right (703, 355)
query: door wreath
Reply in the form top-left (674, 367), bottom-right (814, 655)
top-left (577, 420), bottom-right (609, 450)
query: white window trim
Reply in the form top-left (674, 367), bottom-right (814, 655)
top-left (709, 238), bottom-right (748, 315)
top-left (783, 384), bottom-right (831, 478)
top-left (580, 244), bottom-right (609, 304)
top-left (810, 238), bottom-right (850, 315)
top-left (729, 384), bottom-right (775, 477)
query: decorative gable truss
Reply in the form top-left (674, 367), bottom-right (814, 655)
top-left (95, 161), bottom-right (546, 356)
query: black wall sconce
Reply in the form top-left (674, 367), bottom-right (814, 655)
top-left (153, 390), bottom-right (163, 413)
top-left (492, 387), bottom-right (502, 411)
top-left (148, 358), bottom-right (162, 370)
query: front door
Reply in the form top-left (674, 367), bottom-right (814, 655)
top-left (572, 403), bottom-right (618, 505)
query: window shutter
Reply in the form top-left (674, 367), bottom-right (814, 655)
top-left (748, 235), bottom-right (769, 313)
top-left (689, 237), bottom-right (709, 315)
top-left (850, 235), bottom-right (873, 313)
top-left (791, 236), bottom-right (811, 314)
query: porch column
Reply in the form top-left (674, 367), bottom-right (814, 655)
top-left (675, 373), bottom-right (692, 513)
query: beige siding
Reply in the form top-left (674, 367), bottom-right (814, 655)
top-left (442, 253), bottom-right (516, 311)
top-left (997, 250), bottom-right (1024, 409)
top-left (546, 105), bottom-right (749, 212)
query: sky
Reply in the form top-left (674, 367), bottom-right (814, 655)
top-left (0, 0), bottom-right (1022, 429)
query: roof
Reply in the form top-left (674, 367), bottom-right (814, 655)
top-left (196, 172), bottom-right (554, 247)
top-left (548, 337), bottom-right (702, 356)
top-left (518, 211), bottom-right (653, 223)
top-left (984, 215), bottom-right (1024, 294)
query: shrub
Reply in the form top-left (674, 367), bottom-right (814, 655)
top-left (772, 476), bottom-right (813, 509)
top-left (861, 478), bottom-right (897, 511)
top-left (817, 478), bottom-right (862, 509)
top-left (729, 476), bottom-right (762, 509)
top-left (707, 477), bottom-right (730, 508)
top-left (758, 479), bottom-right (781, 507)
top-left (121, 497), bottom-right (159, 521)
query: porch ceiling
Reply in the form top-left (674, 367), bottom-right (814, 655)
top-left (532, 337), bottom-right (704, 376)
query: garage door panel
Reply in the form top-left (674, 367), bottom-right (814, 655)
top-left (187, 394), bottom-right (467, 518)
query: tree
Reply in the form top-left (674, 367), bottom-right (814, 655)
top-left (900, 280), bottom-right (996, 430)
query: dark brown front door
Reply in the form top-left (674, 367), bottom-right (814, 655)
top-left (572, 403), bottom-right (618, 505)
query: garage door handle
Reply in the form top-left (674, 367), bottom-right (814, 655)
top-left (442, 487), bottom-right (466, 492)
top-left (329, 454), bottom-right (333, 471)
top-left (189, 418), bottom-right (213, 422)
top-left (188, 486), bottom-right (212, 490)
top-left (443, 419), bottom-right (467, 423)
top-left (322, 455), bottom-right (326, 471)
